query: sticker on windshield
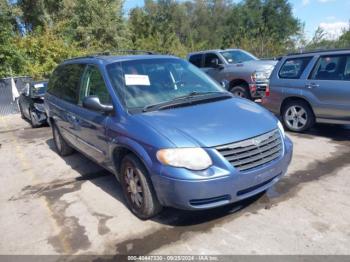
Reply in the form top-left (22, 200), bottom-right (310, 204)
top-left (125, 74), bottom-right (150, 86)
top-left (33, 83), bottom-right (44, 89)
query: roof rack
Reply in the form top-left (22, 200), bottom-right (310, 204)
top-left (287, 48), bottom-right (350, 56)
top-left (66, 50), bottom-right (157, 61)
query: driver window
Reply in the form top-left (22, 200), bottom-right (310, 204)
top-left (204, 53), bottom-right (222, 68)
top-left (79, 65), bottom-right (111, 106)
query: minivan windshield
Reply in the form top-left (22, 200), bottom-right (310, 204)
top-left (220, 50), bottom-right (257, 64)
top-left (107, 58), bottom-right (227, 111)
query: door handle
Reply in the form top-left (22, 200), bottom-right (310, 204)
top-left (305, 83), bottom-right (319, 89)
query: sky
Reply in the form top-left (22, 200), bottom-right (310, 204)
top-left (123, 0), bottom-right (350, 40)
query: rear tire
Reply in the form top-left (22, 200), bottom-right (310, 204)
top-left (230, 85), bottom-right (251, 99)
top-left (282, 100), bottom-right (315, 132)
top-left (52, 123), bottom-right (74, 156)
top-left (120, 154), bottom-right (162, 220)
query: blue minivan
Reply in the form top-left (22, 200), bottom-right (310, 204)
top-left (45, 53), bottom-right (293, 219)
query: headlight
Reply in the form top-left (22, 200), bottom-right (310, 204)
top-left (156, 148), bottom-right (212, 171)
top-left (251, 71), bottom-right (269, 82)
top-left (33, 103), bottom-right (45, 112)
top-left (278, 121), bottom-right (285, 138)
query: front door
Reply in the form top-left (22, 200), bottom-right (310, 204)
top-left (202, 53), bottom-right (225, 83)
top-left (74, 65), bottom-right (112, 164)
top-left (306, 54), bottom-right (350, 121)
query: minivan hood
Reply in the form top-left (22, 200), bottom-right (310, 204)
top-left (135, 98), bottom-right (278, 148)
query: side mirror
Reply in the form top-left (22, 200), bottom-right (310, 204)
top-left (22, 87), bottom-right (30, 97)
top-left (82, 96), bottom-right (114, 113)
top-left (211, 58), bottom-right (223, 69)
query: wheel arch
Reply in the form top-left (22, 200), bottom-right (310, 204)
top-left (229, 79), bottom-right (249, 90)
top-left (110, 140), bottom-right (153, 181)
top-left (280, 96), bottom-right (315, 117)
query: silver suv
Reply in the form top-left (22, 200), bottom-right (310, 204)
top-left (187, 49), bottom-right (277, 100)
top-left (262, 49), bottom-right (350, 132)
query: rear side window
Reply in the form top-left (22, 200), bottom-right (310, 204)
top-left (189, 54), bottom-right (203, 68)
top-left (47, 63), bottom-right (85, 103)
top-left (309, 54), bottom-right (350, 81)
top-left (279, 57), bottom-right (312, 79)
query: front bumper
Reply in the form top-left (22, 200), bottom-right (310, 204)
top-left (249, 83), bottom-right (269, 98)
top-left (151, 136), bottom-right (293, 210)
top-left (31, 108), bottom-right (48, 124)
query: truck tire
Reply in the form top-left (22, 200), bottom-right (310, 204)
top-left (230, 85), bottom-right (251, 99)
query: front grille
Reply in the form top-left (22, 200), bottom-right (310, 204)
top-left (216, 129), bottom-right (283, 172)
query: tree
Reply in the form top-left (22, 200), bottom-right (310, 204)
top-left (0, 0), bottom-right (25, 78)
top-left (129, 0), bottom-right (187, 56)
top-left (223, 0), bottom-right (301, 57)
top-left (306, 23), bottom-right (350, 50)
top-left (16, 0), bottom-right (64, 30)
top-left (14, 28), bottom-right (81, 79)
top-left (62, 0), bottom-right (130, 50)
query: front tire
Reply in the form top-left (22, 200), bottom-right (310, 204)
top-left (120, 154), bottom-right (162, 220)
top-left (230, 85), bottom-right (251, 99)
top-left (52, 123), bottom-right (74, 156)
top-left (282, 100), bottom-right (315, 132)
top-left (29, 109), bottom-right (41, 128)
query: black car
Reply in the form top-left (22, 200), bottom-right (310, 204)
top-left (18, 80), bottom-right (48, 127)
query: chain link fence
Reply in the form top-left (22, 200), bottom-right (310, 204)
top-left (0, 77), bottom-right (32, 116)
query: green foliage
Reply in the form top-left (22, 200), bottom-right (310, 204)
top-left (16, 0), bottom-right (64, 29)
top-left (1, 0), bottom-right (348, 80)
top-left (14, 28), bottom-right (82, 80)
top-left (128, 0), bottom-right (302, 58)
top-left (62, 0), bottom-right (130, 50)
top-left (306, 25), bottom-right (350, 50)
top-left (0, 0), bottom-right (25, 78)
top-left (223, 0), bottom-right (302, 57)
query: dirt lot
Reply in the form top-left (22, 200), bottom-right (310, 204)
top-left (0, 114), bottom-right (349, 255)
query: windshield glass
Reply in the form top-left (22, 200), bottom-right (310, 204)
top-left (220, 50), bottom-right (257, 64)
top-left (31, 82), bottom-right (47, 96)
top-left (107, 58), bottom-right (225, 110)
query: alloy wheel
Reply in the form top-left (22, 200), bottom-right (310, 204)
top-left (285, 105), bottom-right (308, 130)
top-left (124, 165), bottom-right (144, 208)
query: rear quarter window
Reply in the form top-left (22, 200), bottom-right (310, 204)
top-left (279, 57), bottom-right (312, 79)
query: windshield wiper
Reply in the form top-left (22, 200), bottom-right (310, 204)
top-left (171, 91), bottom-right (225, 101)
top-left (142, 91), bottom-right (231, 112)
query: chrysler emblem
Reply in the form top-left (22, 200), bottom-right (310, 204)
top-left (252, 138), bottom-right (262, 146)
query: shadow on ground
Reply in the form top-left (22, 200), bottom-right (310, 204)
top-left (42, 123), bottom-right (350, 229)
top-left (45, 138), bottom-right (265, 227)
top-left (289, 123), bottom-right (350, 143)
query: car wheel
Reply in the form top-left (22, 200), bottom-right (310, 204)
top-left (230, 85), bottom-right (251, 99)
top-left (282, 100), bottom-right (315, 132)
top-left (29, 109), bottom-right (40, 128)
top-left (120, 154), bottom-right (162, 220)
top-left (19, 104), bottom-right (25, 119)
top-left (52, 123), bottom-right (74, 156)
